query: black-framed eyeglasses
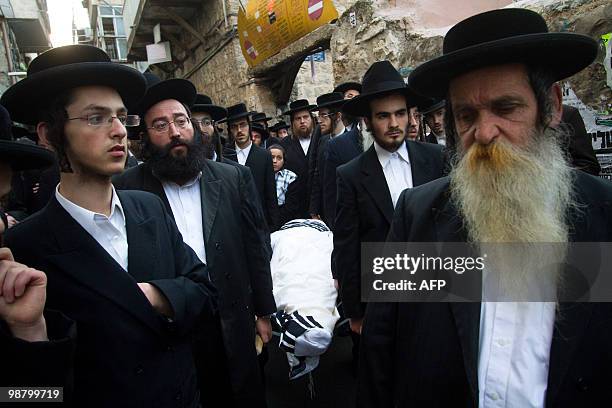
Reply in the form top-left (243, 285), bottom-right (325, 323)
top-left (192, 118), bottom-right (214, 127)
top-left (147, 116), bottom-right (192, 132)
top-left (67, 114), bottom-right (140, 128)
top-left (317, 112), bottom-right (336, 119)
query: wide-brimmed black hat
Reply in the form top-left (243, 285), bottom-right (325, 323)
top-left (343, 60), bottom-right (428, 117)
top-left (220, 103), bottom-right (252, 124)
top-left (250, 122), bottom-right (270, 140)
top-left (1, 45), bottom-right (145, 125)
top-left (283, 99), bottom-right (316, 116)
top-left (409, 8), bottom-right (598, 98)
top-left (272, 120), bottom-right (290, 130)
top-left (0, 105), bottom-right (55, 170)
top-left (419, 98), bottom-right (446, 115)
top-left (192, 94), bottom-right (227, 121)
top-left (135, 73), bottom-right (197, 118)
top-left (311, 92), bottom-right (346, 111)
top-left (333, 82), bottom-right (362, 95)
top-left (251, 112), bottom-right (272, 123)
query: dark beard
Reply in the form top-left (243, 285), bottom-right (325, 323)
top-left (147, 138), bottom-right (206, 183)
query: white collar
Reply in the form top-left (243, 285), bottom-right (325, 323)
top-left (55, 184), bottom-right (125, 228)
top-left (236, 141), bottom-right (252, 154)
top-left (374, 140), bottom-right (410, 168)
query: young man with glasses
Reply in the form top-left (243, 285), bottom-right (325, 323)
top-left (114, 82), bottom-right (275, 408)
top-left (1, 45), bottom-right (215, 407)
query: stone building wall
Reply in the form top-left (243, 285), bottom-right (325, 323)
top-left (146, 0), bottom-right (609, 123)
top-left (330, 0), bottom-right (611, 111)
top-left (290, 49), bottom-right (335, 104)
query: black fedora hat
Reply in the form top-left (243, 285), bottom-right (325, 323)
top-left (135, 73), bottom-right (197, 118)
top-left (1, 45), bottom-right (145, 125)
top-left (250, 122), bottom-right (270, 140)
top-left (333, 82), bottom-right (362, 95)
top-left (283, 99), bottom-right (316, 116)
top-left (419, 98), bottom-right (446, 115)
top-left (251, 112), bottom-right (272, 123)
top-left (409, 8), bottom-right (598, 98)
top-left (0, 105), bottom-right (55, 170)
top-left (343, 60), bottom-right (428, 117)
top-left (311, 92), bottom-right (346, 111)
top-left (192, 94), bottom-right (227, 121)
top-left (274, 120), bottom-right (290, 130)
top-left (220, 103), bottom-right (251, 123)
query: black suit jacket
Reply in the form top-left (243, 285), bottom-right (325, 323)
top-left (4, 190), bottom-right (215, 407)
top-left (359, 171), bottom-right (612, 407)
top-left (562, 105), bottom-right (601, 176)
top-left (334, 140), bottom-right (445, 318)
top-left (322, 127), bottom-right (362, 230)
top-left (309, 133), bottom-right (330, 218)
top-left (280, 131), bottom-right (317, 219)
top-left (425, 132), bottom-right (439, 144)
top-left (113, 160), bottom-right (275, 405)
top-left (224, 144), bottom-right (279, 231)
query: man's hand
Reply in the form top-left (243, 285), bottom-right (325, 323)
top-left (333, 279), bottom-right (339, 290)
top-left (137, 283), bottom-right (174, 318)
top-left (6, 215), bottom-right (18, 228)
top-left (310, 214), bottom-right (321, 220)
top-left (0, 248), bottom-right (48, 342)
top-left (349, 318), bottom-right (363, 335)
top-left (255, 316), bottom-right (272, 344)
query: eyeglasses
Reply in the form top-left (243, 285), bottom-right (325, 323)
top-left (147, 116), bottom-right (191, 132)
top-left (67, 114), bottom-right (140, 128)
top-left (192, 119), bottom-right (214, 127)
top-left (317, 112), bottom-right (336, 119)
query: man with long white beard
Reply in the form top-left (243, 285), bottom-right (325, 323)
top-left (358, 8), bottom-right (612, 408)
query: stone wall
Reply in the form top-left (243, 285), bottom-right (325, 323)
top-left (290, 49), bottom-right (335, 104)
top-left (330, 0), bottom-right (611, 110)
top-left (146, 0), bottom-right (610, 123)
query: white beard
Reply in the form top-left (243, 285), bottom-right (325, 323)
top-left (449, 129), bottom-right (575, 301)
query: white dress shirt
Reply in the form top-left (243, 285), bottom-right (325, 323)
top-left (373, 141), bottom-right (413, 208)
top-left (478, 301), bottom-right (555, 408)
top-left (55, 184), bottom-right (128, 271)
top-left (299, 137), bottom-right (311, 155)
top-left (235, 142), bottom-right (252, 166)
top-left (162, 173), bottom-right (207, 263)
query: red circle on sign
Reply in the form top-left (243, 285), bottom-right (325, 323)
top-left (245, 40), bottom-right (257, 60)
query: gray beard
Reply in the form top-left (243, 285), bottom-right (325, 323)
top-left (449, 128), bottom-right (575, 301)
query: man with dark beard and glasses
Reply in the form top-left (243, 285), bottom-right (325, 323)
top-left (113, 76), bottom-right (275, 408)
top-left (358, 9), bottom-right (612, 408)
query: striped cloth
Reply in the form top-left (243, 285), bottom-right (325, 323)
top-left (275, 168), bottom-right (297, 206)
top-left (279, 218), bottom-right (330, 232)
top-left (271, 310), bottom-right (327, 380)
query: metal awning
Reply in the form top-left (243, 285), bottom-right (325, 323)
top-left (127, 0), bottom-right (203, 62)
top-left (8, 19), bottom-right (51, 53)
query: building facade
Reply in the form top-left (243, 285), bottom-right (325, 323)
top-left (0, 0), bottom-right (51, 93)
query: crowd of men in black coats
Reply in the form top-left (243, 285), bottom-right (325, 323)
top-left (0, 7), bottom-right (610, 408)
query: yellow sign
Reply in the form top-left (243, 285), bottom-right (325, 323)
top-left (238, 0), bottom-right (338, 67)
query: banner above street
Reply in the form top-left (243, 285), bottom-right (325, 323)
top-left (238, 0), bottom-right (338, 67)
